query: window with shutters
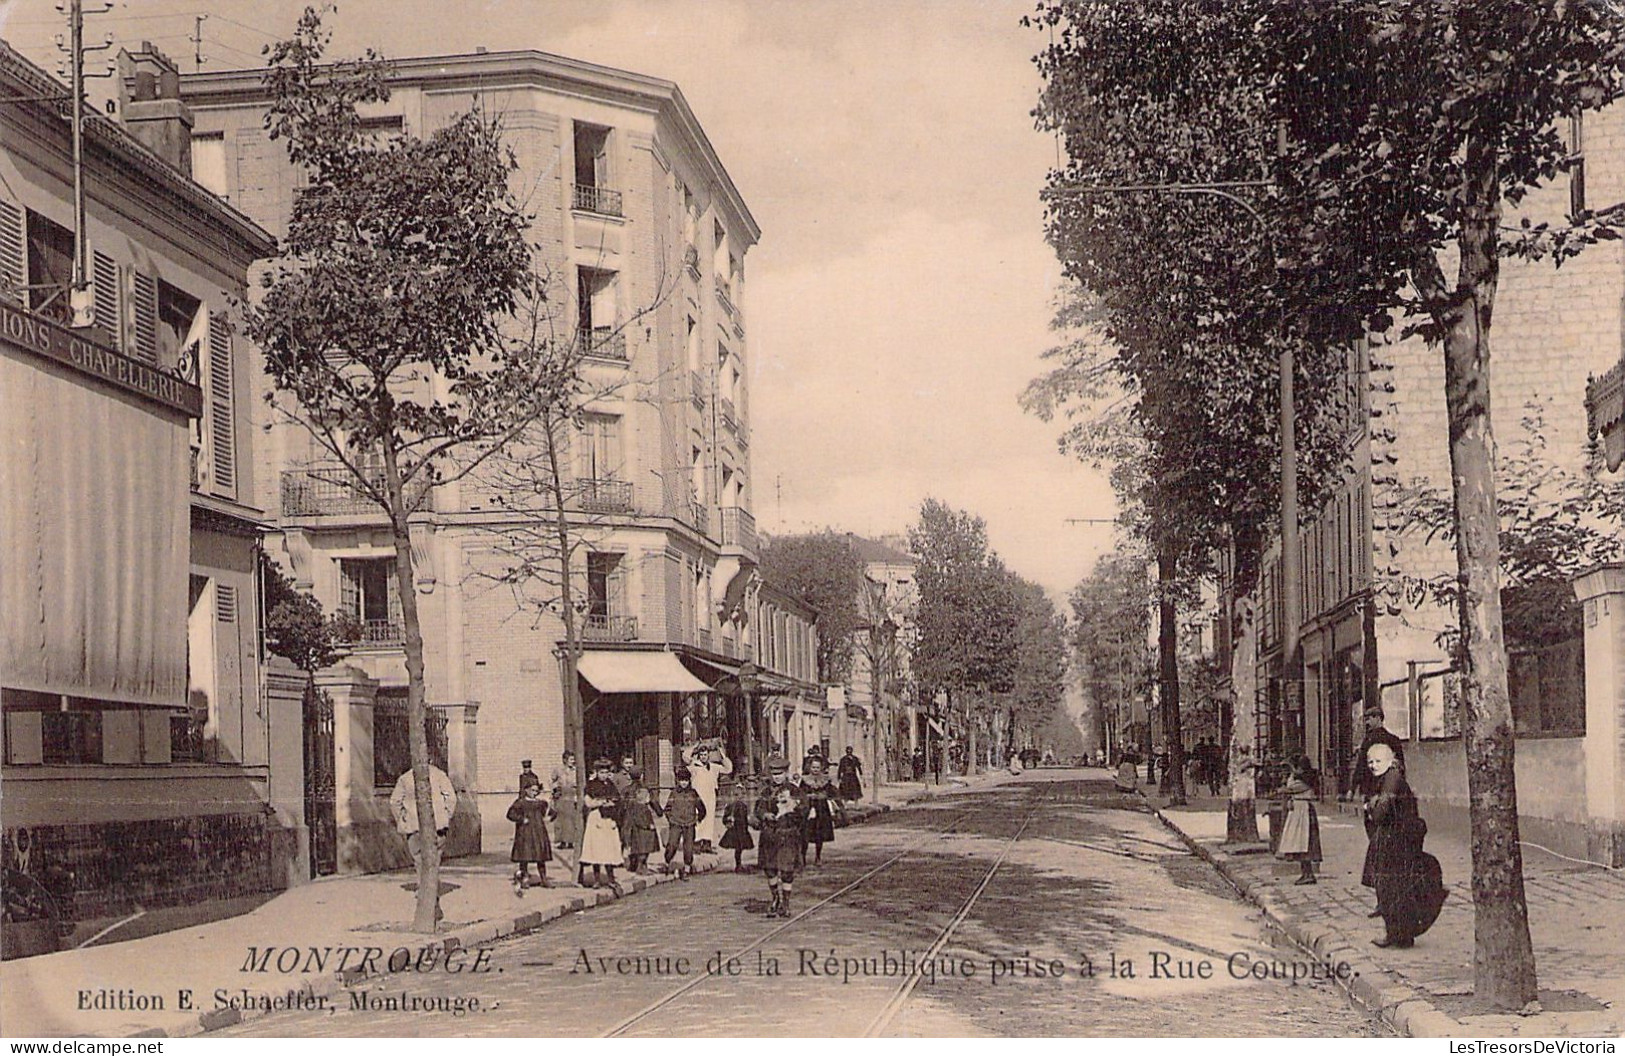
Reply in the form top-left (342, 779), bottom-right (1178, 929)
top-left (206, 311), bottom-right (236, 497)
top-left (131, 271), bottom-right (158, 365)
top-left (92, 251), bottom-right (120, 349)
top-left (0, 199), bottom-right (24, 304)
top-left (25, 210), bottom-right (74, 325)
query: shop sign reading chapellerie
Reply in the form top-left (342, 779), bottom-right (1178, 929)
top-left (0, 300), bottom-right (203, 418)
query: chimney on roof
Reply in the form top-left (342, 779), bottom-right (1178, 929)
top-left (117, 42), bottom-right (194, 173)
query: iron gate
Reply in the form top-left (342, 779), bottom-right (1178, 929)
top-left (303, 681), bottom-right (337, 877)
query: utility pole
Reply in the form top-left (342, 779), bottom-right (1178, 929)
top-left (56, 0), bottom-right (113, 329)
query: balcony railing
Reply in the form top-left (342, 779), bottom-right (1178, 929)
top-left (344, 618), bottom-right (405, 646)
top-left (578, 326), bottom-right (628, 361)
top-left (572, 184), bottom-right (623, 218)
top-left (719, 396), bottom-right (738, 430)
top-left (577, 477), bottom-right (632, 513)
top-left (696, 627), bottom-right (712, 652)
top-left (281, 463), bottom-right (433, 517)
top-left (689, 499), bottom-right (710, 532)
top-left (717, 505), bottom-right (757, 553)
top-left (714, 277), bottom-right (736, 319)
top-left (690, 369), bottom-right (707, 405)
top-left (190, 445), bottom-right (203, 491)
top-left (582, 614), bottom-right (639, 642)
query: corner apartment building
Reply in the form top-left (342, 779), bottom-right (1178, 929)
top-left (841, 536), bottom-right (919, 782)
top-left (1, 41), bottom-right (289, 955)
top-left (179, 48), bottom-right (791, 859)
top-left (1247, 102), bottom-right (1625, 865)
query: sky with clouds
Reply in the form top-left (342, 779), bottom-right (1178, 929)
top-left (0, 0), bottom-right (1121, 600)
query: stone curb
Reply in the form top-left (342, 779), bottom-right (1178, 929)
top-left (162, 799), bottom-right (896, 1038)
top-left (1146, 801), bottom-right (1465, 1039)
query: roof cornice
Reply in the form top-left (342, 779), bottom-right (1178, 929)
top-left (181, 49), bottom-right (759, 246)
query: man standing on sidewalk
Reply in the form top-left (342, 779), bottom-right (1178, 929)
top-left (390, 764), bottom-right (458, 917)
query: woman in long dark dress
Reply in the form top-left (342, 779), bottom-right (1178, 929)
top-left (1364, 743), bottom-right (1447, 948)
top-left (837, 746), bottom-right (863, 803)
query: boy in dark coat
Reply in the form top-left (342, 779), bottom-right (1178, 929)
top-left (658, 768), bottom-right (706, 879)
top-left (621, 781), bottom-right (661, 874)
top-left (751, 753), bottom-right (807, 918)
top-left (506, 783), bottom-right (553, 895)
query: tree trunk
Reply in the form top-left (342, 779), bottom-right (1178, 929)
top-left (1435, 133), bottom-right (1536, 1009)
top-left (1226, 593), bottom-right (1261, 844)
top-left (544, 409), bottom-right (589, 884)
top-left (1157, 544), bottom-right (1186, 805)
top-left (380, 443), bottom-right (441, 934)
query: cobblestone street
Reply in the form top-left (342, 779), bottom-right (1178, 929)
top-left (217, 772), bottom-right (1384, 1037)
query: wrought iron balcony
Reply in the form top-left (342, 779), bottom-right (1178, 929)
top-left (340, 618), bottom-right (405, 647)
top-left (696, 627), bottom-right (712, 652)
top-left (717, 505), bottom-right (757, 553)
top-left (578, 326), bottom-right (628, 361)
top-left (281, 462), bottom-right (433, 517)
top-left (688, 499), bottom-right (710, 533)
top-left (577, 477), bottom-right (632, 513)
top-left (582, 614), bottom-right (639, 642)
top-left (690, 369), bottom-right (707, 405)
top-left (572, 184), bottom-right (623, 218)
top-left (719, 396), bottom-right (738, 430)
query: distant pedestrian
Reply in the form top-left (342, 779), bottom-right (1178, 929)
top-left (550, 750), bottom-right (583, 851)
top-left (518, 759), bottom-right (540, 792)
top-left (1114, 749), bottom-right (1140, 793)
top-left (837, 745), bottom-right (864, 803)
top-left (1275, 755), bottom-right (1322, 885)
top-left (801, 756), bottom-right (837, 867)
top-left (1201, 739), bottom-right (1223, 795)
top-left (718, 783), bottom-right (754, 873)
top-left (751, 754), bottom-right (806, 918)
top-left (1364, 743), bottom-right (1447, 948)
top-left (579, 758), bottom-right (624, 891)
top-left (659, 767), bottom-right (706, 879)
top-left (506, 782), bottom-right (553, 895)
top-left (912, 748), bottom-right (926, 781)
top-left (1144, 746), bottom-right (1157, 786)
top-left (620, 784), bottom-right (660, 875)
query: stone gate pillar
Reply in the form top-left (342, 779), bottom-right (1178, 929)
top-left (1574, 563), bottom-right (1625, 866)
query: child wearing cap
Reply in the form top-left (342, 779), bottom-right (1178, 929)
top-left (657, 768), bottom-right (706, 880)
top-left (751, 753), bottom-right (807, 918)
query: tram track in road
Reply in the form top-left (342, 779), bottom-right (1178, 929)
top-left (862, 791), bottom-right (1048, 1038)
top-left (599, 786), bottom-right (1044, 1038)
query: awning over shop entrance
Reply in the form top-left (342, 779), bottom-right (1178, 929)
top-left (577, 651), bottom-right (711, 694)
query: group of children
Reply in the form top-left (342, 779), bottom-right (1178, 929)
top-left (503, 749), bottom-right (842, 917)
top-left (503, 753), bottom-right (730, 896)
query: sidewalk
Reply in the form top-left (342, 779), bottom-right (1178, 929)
top-left (1, 778), bottom-right (1005, 1039)
top-left (1146, 789), bottom-right (1625, 1038)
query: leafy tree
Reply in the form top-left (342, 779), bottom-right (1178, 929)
top-left (1260, 0), bottom-right (1625, 1006)
top-left (260, 552), bottom-right (339, 673)
top-left (247, 9), bottom-right (535, 933)
top-left (909, 499), bottom-right (1020, 773)
top-left (1068, 553), bottom-right (1153, 761)
top-left (1008, 577), bottom-right (1070, 753)
top-left (759, 532), bottom-right (866, 683)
